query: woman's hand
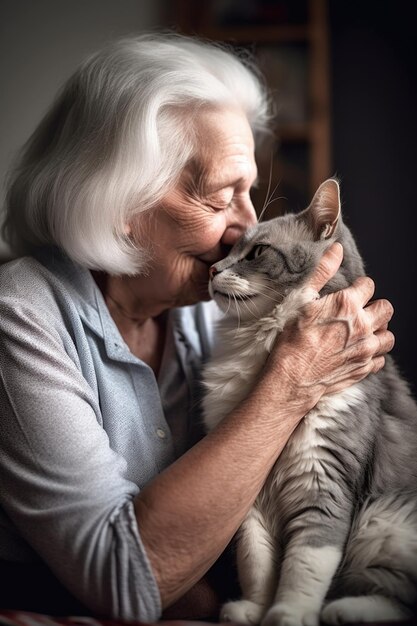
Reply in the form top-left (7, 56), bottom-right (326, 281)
top-left (267, 242), bottom-right (395, 408)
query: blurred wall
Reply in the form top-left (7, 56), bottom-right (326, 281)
top-left (0, 0), bottom-right (165, 257)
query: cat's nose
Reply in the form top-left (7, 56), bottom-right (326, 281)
top-left (209, 265), bottom-right (219, 279)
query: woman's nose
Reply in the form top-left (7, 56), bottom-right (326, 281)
top-left (221, 201), bottom-right (257, 247)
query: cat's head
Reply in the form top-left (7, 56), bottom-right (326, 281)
top-left (208, 178), bottom-right (365, 321)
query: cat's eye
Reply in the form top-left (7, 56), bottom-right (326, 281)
top-left (246, 245), bottom-right (269, 261)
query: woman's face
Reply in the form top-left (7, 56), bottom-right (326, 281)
top-left (130, 107), bottom-right (258, 309)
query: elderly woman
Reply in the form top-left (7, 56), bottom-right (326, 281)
top-left (0, 34), bottom-right (394, 621)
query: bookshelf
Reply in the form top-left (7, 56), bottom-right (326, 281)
top-left (173, 0), bottom-right (331, 216)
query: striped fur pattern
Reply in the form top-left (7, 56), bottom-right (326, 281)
top-left (202, 180), bottom-right (417, 625)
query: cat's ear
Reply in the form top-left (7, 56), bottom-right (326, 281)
top-left (302, 178), bottom-right (341, 241)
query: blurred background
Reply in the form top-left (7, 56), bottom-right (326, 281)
top-left (1, 0), bottom-right (416, 392)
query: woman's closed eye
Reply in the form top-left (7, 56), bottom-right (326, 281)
top-left (204, 188), bottom-right (234, 210)
top-left (207, 185), bottom-right (257, 212)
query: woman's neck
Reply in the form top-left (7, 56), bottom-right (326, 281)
top-left (91, 271), bottom-right (168, 374)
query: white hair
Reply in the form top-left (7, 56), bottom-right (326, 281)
top-left (3, 33), bottom-right (272, 275)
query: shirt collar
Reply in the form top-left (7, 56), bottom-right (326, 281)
top-left (33, 247), bottom-right (138, 362)
top-left (33, 247), bottom-right (211, 367)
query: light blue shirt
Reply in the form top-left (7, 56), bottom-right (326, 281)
top-left (0, 248), bottom-right (219, 621)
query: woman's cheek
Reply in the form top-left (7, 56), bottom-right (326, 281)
top-left (201, 213), bottom-right (227, 248)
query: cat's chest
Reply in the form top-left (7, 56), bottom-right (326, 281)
top-left (207, 286), bottom-right (319, 385)
top-left (258, 385), bottom-right (366, 519)
top-left (201, 334), bottom-right (271, 430)
top-left (202, 287), bottom-right (319, 430)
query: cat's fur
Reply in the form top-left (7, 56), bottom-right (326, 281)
top-left (201, 179), bottom-right (417, 626)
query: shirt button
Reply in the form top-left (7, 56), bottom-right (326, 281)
top-left (156, 428), bottom-right (166, 439)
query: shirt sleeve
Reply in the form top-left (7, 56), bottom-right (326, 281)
top-left (0, 296), bottom-right (161, 621)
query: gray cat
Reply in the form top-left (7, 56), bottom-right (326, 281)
top-left (202, 179), bottom-right (417, 625)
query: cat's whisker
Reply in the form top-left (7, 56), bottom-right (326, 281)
top-left (256, 286), bottom-right (285, 301)
top-left (258, 178), bottom-right (285, 223)
top-left (224, 293), bottom-right (232, 316)
top-left (250, 282), bottom-right (285, 299)
top-left (239, 290), bottom-right (281, 308)
top-left (252, 277), bottom-right (286, 296)
top-left (232, 293), bottom-right (241, 333)
top-left (248, 279), bottom-right (285, 300)
top-left (237, 294), bottom-right (259, 320)
top-left (257, 152), bottom-right (274, 224)
top-left (258, 293), bottom-right (282, 306)
top-left (259, 194), bottom-right (287, 219)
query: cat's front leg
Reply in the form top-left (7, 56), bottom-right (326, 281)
top-left (221, 506), bottom-right (277, 625)
top-left (261, 542), bottom-right (342, 626)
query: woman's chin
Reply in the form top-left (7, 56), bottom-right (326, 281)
top-left (175, 279), bottom-right (210, 307)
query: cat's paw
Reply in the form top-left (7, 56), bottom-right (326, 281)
top-left (221, 599), bottom-right (265, 625)
top-left (321, 595), bottom-right (411, 624)
top-left (261, 602), bottom-right (319, 626)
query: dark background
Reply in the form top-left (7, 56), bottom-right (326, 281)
top-left (329, 1), bottom-right (417, 394)
top-left (1, 0), bottom-right (416, 394)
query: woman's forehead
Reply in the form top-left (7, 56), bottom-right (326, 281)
top-left (190, 108), bottom-right (256, 191)
top-left (195, 106), bottom-right (255, 151)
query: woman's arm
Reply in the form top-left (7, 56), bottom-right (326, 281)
top-left (134, 243), bottom-right (394, 608)
top-left (0, 279), bottom-right (160, 621)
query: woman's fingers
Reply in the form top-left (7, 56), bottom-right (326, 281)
top-left (374, 328), bottom-right (395, 356)
top-left (364, 298), bottom-right (394, 332)
top-left (323, 355), bottom-right (386, 395)
top-left (306, 242), bottom-right (344, 293)
top-left (345, 329), bottom-right (395, 363)
top-left (348, 276), bottom-right (376, 306)
top-left (372, 355), bottom-right (386, 373)
top-left (304, 271), bottom-right (393, 347)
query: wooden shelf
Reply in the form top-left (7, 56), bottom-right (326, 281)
top-left (276, 124), bottom-right (311, 143)
top-left (173, 0), bottom-right (331, 214)
top-left (197, 24), bottom-right (310, 44)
